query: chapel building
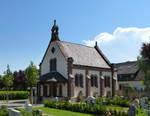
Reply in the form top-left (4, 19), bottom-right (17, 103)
top-left (37, 21), bottom-right (117, 100)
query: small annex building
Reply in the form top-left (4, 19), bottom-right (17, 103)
top-left (115, 61), bottom-right (145, 97)
top-left (37, 21), bottom-right (117, 100)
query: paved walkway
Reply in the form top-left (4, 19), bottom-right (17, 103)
top-left (0, 100), bottom-right (43, 108)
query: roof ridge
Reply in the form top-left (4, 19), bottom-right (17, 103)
top-left (115, 61), bottom-right (137, 65)
top-left (60, 40), bottom-right (94, 48)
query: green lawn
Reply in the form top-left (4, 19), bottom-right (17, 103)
top-left (33, 107), bottom-right (96, 116)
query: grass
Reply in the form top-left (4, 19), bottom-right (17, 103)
top-left (33, 107), bottom-right (96, 116)
top-left (136, 108), bottom-right (148, 116)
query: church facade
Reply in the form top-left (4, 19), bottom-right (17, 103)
top-left (37, 21), bottom-right (117, 100)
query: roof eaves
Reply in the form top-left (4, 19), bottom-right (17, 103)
top-left (94, 45), bottom-right (112, 68)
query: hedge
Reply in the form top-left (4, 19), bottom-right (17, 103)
top-left (0, 105), bottom-right (8, 116)
top-left (44, 99), bottom-right (128, 116)
top-left (96, 97), bottom-right (130, 107)
top-left (0, 91), bottom-right (29, 100)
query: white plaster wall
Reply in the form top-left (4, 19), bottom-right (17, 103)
top-left (72, 69), bottom-right (86, 97)
top-left (119, 81), bottom-right (145, 90)
top-left (62, 83), bottom-right (68, 97)
top-left (89, 70), bottom-right (100, 97)
top-left (41, 42), bottom-right (68, 79)
top-left (114, 71), bottom-right (119, 90)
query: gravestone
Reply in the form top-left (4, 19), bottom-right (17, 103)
top-left (141, 97), bottom-right (148, 109)
top-left (128, 104), bottom-right (136, 116)
top-left (8, 108), bottom-right (21, 116)
top-left (25, 101), bottom-right (32, 112)
top-left (134, 98), bottom-right (139, 108)
top-left (86, 96), bottom-right (96, 105)
top-left (55, 97), bottom-right (59, 102)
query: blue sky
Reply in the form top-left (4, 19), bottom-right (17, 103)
top-left (0, 0), bottom-right (150, 74)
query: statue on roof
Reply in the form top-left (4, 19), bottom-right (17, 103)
top-left (51, 20), bottom-right (60, 42)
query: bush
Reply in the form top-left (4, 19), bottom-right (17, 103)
top-left (44, 99), bottom-right (106, 115)
top-left (44, 99), bottom-right (127, 116)
top-left (136, 108), bottom-right (147, 116)
top-left (0, 105), bottom-right (8, 116)
top-left (105, 96), bottom-right (130, 107)
top-left (0, 91), bottom-right (29, 100)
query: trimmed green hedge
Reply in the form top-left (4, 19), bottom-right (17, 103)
top-left (96, 97), bottom-right (130, 107)
top-left (44, 99), bottom-right (128, 116)
top-left (0, 105), bottom-right (8, 116)
top-left (0, 91), bottom-right (29, 100)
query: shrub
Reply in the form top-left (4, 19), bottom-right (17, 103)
top-left (136, 108), bottom-right (147, 116)
top-left (0, 91), bottom-right (29, 100)
top-left (96, 97), bottom-right (103, 105)
top-left (44, 99), bottom-right (128, 116)
top-left (44, 99), bottom-right (106, 115)
top-left (0, 105), bottom-right (8, 116)
top-left (105, 96), bottom-right (130, 107)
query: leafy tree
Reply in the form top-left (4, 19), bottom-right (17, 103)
top-left (25, 61), bottom-right (39, 103)
top-left (25, 62), bottom-right (39, 87)
top-left (0, 75), bottom-right (5, 90)
top-left (13, 70), bottom-right (27, 91)
top-left (138, 43), bottom-right (150, 90)
top-left (2, 65), bottom-right (14, 101)
top-left (3, 65), bottom-right (14, 91)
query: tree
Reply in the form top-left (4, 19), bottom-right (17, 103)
top-left (3, 65), bottom-right (13, 91)
top-left (13, 70), bottom-right (27, 90)
top-left (138, 43), bottom-right (150, 90)
top-left (3, 65), bottom-right (14, 101)
top-left (0, 75), bottom-right (5, 90)
top-left (25, 61), bottom-right (39, 104)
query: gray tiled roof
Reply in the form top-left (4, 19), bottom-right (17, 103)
top-left (115, 61), bottom-right (138, 74)
top-left (57, 41), bottom-right (110, 68)
top-left (115, 61), bottom-right (144, 81)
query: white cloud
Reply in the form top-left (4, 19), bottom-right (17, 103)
top-left (83, 27), bottom-right (150, 47)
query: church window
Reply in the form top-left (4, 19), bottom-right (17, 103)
top-left (104, 76), bottom-right (110, 87)
top-left (75, 74), bottom-right (83, 87)
top-left (91, 74), bottom-right (98, 87)
top-left (51, 47), bottom-right (55, 53)
top-left (50, 58), bottom-right (57, 71)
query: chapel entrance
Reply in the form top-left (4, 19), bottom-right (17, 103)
top-left (49, 83), bottom-right (57, 97)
